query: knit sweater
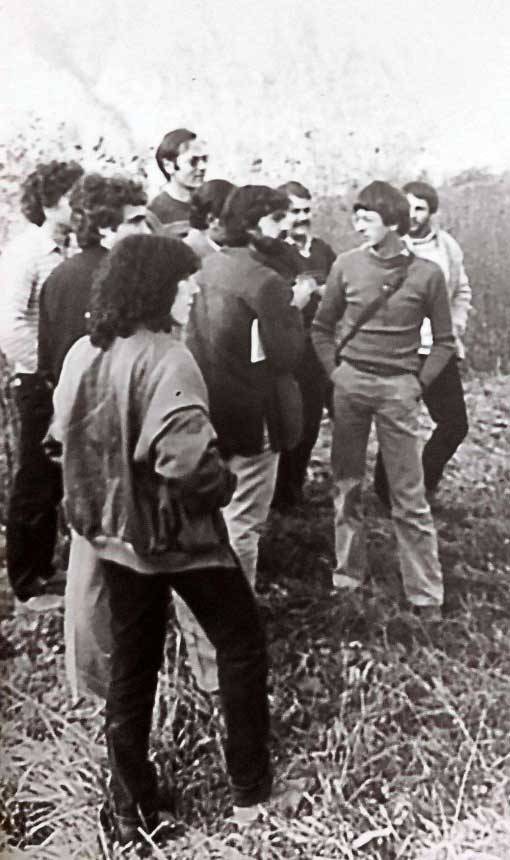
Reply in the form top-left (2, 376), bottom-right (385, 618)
top-left (406, 228), bottom-right (471, 358)
top-left (148, 192), bottom-right (190, 237)
top-left (311, 245), bottom-right (456, 389)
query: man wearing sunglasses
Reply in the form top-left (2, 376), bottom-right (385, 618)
top-left (149, 128), bottom-right (209, 238)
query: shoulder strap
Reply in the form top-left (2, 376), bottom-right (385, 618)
top-left (335, 251), bottom-right (413, 365)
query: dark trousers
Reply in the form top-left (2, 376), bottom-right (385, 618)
top-left (102, 561), bottom-right (271, 823)
top-left (374, 356), bottom-right (468, 507)
top-left (6, 373), bottom-right (62, 600)
top-left (272, 346), bottom-right (327, 508)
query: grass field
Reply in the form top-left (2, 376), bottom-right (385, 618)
top-left (1, 373), bottom-right (510, 859)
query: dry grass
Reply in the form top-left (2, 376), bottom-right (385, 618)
top-left (1, 375), bottom-right (510, 858)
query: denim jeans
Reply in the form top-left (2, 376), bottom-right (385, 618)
top-left (374, 355), bottom-right (468, 505)
top-left (331, 362), bottom-right (444, 607)
top-left (7, 373), bottom-right (63, 600)
top-left (172, 444), bottom-right (279, 693)
top-left (102, 560), bottom-right (271, 822)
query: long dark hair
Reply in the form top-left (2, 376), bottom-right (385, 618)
top-left (89, 234), bottom-right (199, 350)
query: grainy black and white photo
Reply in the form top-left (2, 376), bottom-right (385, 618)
top-left (1, 1), bottom-right (510, 857)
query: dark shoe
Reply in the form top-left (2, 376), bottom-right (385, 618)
top-left (97, 802), bottom-right (182, 856)
top-left (411, 605), bottom-right (442, 624)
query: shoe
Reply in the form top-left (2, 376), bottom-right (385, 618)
top-left (231, 803), bottom-right (266, 827)
top-left (97, 802), bottom-right (181, 855)
top-left (411, 605), bottom-right (442, 624)
top-left (15, 593), bottom-right (64, 614)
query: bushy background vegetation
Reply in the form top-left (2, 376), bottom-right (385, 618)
top-left (1, 128), bottom-right (510, 859)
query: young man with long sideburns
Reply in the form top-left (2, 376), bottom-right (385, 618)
top-left (148, 128), bottom-right (209, 237)
top-left (311, 181), bottom-right (456, 622)
top-left (374, 180), bottom-right (471, 507)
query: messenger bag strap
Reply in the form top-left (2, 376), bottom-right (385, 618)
top-left (335, 250), bottom-right (413, 366)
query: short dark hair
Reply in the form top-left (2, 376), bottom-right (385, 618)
top-left (21, 160), bottom-right (84, 226)
top-left (188, 179), bottom-right (235, 230)
top-left (353, 180), bottom-right (410, 236)
top-left (221, 185), bottom-right (290, 246)
top-left (106, 175), bottom-right (147, 211)
top-left (402, 181), bottom-right (439, 215)
top-left (89, 234), bottom-right (199, 350)
top-left (155, 128), bottom-right (196, 181)
top-left (277, 181), bottom-right (311, 200)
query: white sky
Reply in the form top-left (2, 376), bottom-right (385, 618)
top-left (1, 0), bottom-right (510, 188)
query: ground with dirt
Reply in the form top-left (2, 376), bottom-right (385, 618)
top-left (1, 374), bottom-right (510, 859)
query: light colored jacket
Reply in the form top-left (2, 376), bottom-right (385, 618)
top-left (407, 228), bottom-right (471, 359)
top-left (52, 329), bottom-right (236, 573)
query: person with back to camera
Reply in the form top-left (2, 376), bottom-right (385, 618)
top-left (185, 185), bottom-right (309, 591)
top-left (183, 178), bottom-right (235, 258)
top-left (50, 233), bottom-right (272, 848)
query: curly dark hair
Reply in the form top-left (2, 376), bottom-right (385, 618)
top-left (221, 185), bottom-right (290, 247)
top-left (70, 174), bottom-right (150, 247)
top-left (20, 160), bottom-right (84, 226)
top-left (69, 173), bottom-right (117, 248)
top-left (89, 234), bottom-right (199, 350)
top-left (189, 179), bottom-right (235, 230)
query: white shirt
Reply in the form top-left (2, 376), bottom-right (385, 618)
top-left (0, 223), bottom-right (66, 373)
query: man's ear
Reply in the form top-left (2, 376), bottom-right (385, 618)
top-left (163, 158), bottom-right (176, 177)
top-left (206, 213), bottom-right (217, 227)
top-left (389, 224), bottom-right (399, 232)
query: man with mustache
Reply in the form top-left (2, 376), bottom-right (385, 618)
top-left (271, 180), bottom-right (336, 510)
top-left (374, 180), bottom-right (471, 507)
top-left (148, 128), bottom-right (209, 238)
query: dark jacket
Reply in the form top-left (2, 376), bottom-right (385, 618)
top-left (52, 329), bottom-right (236, 572)
top-left (38, 245), bottom-right (108, 383)
top-left (186, 246), bottom-right (305, 457)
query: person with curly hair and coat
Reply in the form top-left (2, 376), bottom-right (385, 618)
top-left (50, 233), bottom-right (272, 848)
top-left (0, 160), bottom-right (83, 608)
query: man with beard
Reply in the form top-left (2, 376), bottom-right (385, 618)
top-left (271, 180), bottom-right (336, 509)
top-left (0, 159), bottom-right (83, 608)
top-left (374, 180), bottom-right (471, 507)
top-left (148, 128), bottom-right (209, 237)
top-left (186, 185), bottom-right (308, 590)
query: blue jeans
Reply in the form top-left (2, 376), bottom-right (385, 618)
top-left (102, 560), bottom-right (271, 823)
top-left (331, 363), bottom-right (444, 607)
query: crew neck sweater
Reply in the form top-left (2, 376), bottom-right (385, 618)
top-left (311, 245), bottom-right (455, 389)
top-left (148, 192), bottom-right (190, 237)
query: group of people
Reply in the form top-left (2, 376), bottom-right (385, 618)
top-left (0, 126), bottom-right (471, 848)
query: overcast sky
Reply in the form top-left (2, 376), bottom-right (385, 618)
top-left (2, 0), bottom-right (509, 188)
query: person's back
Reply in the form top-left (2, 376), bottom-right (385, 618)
top-left (51, 233), bottom-right (272, 847)
top-left (188, 245), bottom-right (303, 456)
